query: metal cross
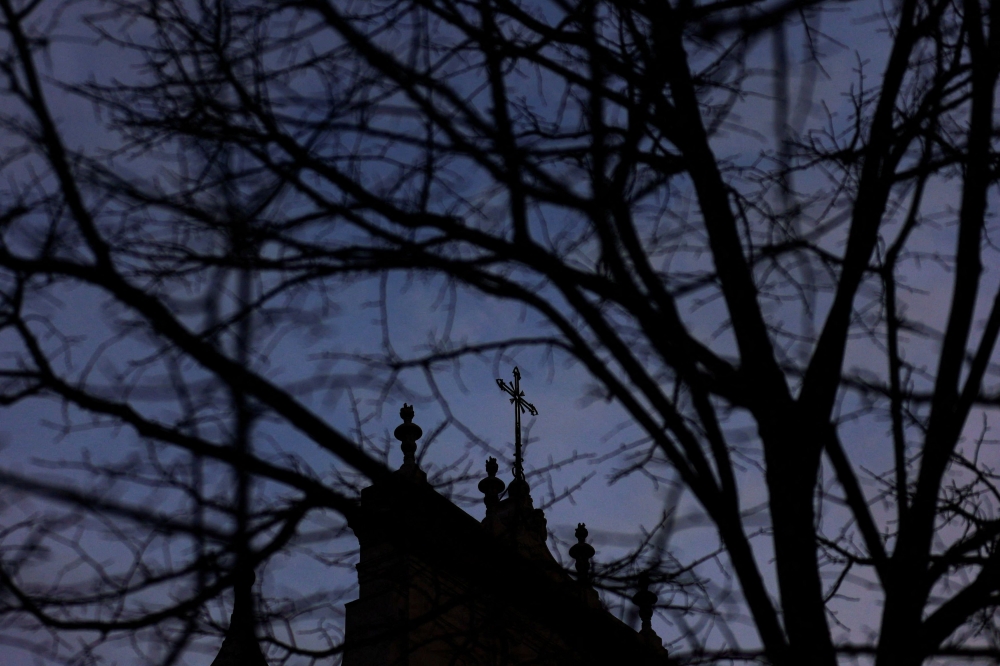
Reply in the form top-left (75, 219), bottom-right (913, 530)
top-left (496, 367), bottom-right (538, 482)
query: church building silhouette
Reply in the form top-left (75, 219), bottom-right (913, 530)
top-left (212, 370), bottom-right (670, 665)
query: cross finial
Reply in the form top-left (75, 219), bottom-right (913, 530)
top-left (496, 367), bottom-right (538, 484)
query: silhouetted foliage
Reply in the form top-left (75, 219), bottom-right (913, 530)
top-left (2, 0), bottom-right (1000, 664)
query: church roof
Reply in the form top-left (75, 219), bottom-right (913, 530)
top-left (209, 370), bottom-right (669, 666)
top-left (343, 394), bottom-right (669, 665)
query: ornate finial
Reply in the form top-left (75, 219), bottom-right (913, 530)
top-left (632, 572), bottom-right (657, 633)
top-left (393, 403), bottom-right (424, 478)
top-left (568, 523), bottom-right (596, 584)
top-left (478, 456), bottom-right (506, 513)
top-left (495, 367), bottom-right (538, 486)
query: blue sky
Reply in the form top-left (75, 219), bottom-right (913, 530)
top-left (5, 0), bottom-right (1000, 664)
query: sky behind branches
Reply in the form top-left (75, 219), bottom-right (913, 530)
top-left (5, 0), bottom-right (1000, 664)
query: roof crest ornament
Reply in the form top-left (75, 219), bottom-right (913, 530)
top-left (394, 403), bottom-right (426, 482)
top-left (495, 367), bottom-right (538, 490)
top-left (568, 523), bottom-right (596, 585)
top-left (632, 571), bottom-right (667, 653)
top-left (478, 456), bottom-right (505, 513)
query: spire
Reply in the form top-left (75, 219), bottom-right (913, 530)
top-left (495, 367), bottom-right (537, 498)
top-left (483, 369), bottom-right (553, 563)
top-left (393, 403), bottom-right (426, 483)
top-left (211, 569), bottom-right (268, 666)
top-left (568, 523), bottom-right (596, 585)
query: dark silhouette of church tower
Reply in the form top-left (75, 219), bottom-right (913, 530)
top-left (210, 369), bottom-right (669, 665)
top-left (342, 369), bottom-right (669, 665)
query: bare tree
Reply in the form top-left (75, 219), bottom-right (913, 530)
top-left (2, 0), bottom-right (1000, 664)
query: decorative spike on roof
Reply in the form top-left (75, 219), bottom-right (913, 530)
top-left (480, 370), bottom-right (554, 565)
top-left (393, 403), bottom-right (427, 483)
top-left (478, 456), bottom-right (505, 513)
top-left (496, 367), bottom-right (538, 494)
top-left (632, 571), bottom-right (667, 654)
top-left (568, 523), bottom-right (596, 585)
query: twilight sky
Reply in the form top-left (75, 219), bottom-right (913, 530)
top-left (2, 1), bottom-right (995, 664)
